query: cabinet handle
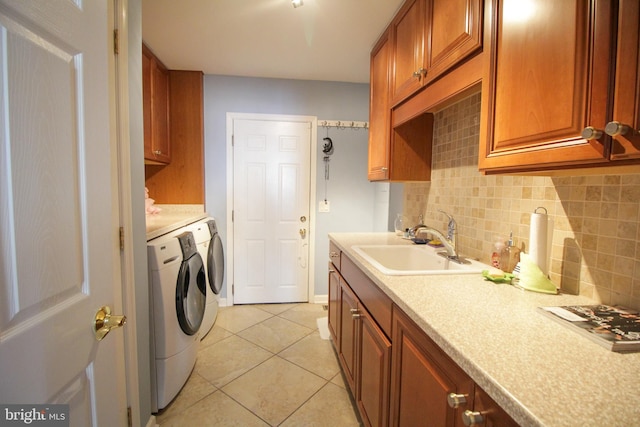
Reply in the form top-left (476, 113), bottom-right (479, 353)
top-left (447, 393), bottom-right (468, 408)
top-left (350, 308), bottom-right (361, 318)
top-left (462, 410), bottom-right (484, 426)
top-left (605, 121), bottom-right (633, 137)
top-left (328, 269), bottom-right (336, 273)
top-left (330, 251), bottom-right (339, 258)
top-left (153, 150), bottom-right (163, 155)
top-left (381, 167), bottom-right (388, 171)
top-left (412, 68), bottom-right (426, 78)
top-left (581, 126), bottom-right (604, 141)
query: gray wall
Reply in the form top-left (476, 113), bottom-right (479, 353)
top-left (203, 75), bottom-right (383, 299)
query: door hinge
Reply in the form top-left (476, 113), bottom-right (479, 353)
top-left (119, 227), bottom-right (125, 250)
top-left (232, 283), bottom-right (234, 295)
top-left (113, 29), bottom-right (119, 54)
top-left (231, 134), bottom-right (234, 146)
top-left (232, 210), bottom-right (234, 222)
top-left (127, 407), bottom-right (132, 427)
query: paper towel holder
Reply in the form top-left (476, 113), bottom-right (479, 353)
top-left (534, 206), bottom-right (547, 215)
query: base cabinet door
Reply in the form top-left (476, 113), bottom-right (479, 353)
top-left (357, 308), bottom-right (391, 427)
top-left (339, 282), bottom-right (359, 392)
top-left (328, 262), bottom-right (340, 343)
top-left (391, 308), bottom-right (474, 427)
top-left (472, 386), bottom-right (519, 427)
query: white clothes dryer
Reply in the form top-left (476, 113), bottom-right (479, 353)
top-left (186, 217), bottom-right (224, 339)
top-left (148, 230), bottom-right (206, 412)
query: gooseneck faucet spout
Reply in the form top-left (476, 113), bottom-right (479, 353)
top-left (438, 209), bottom-right (457, 257)
top-left (412, 210), bottom-right (459, 261)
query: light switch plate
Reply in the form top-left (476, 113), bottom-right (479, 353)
top-left (319, 200), bottom-right (330, 213)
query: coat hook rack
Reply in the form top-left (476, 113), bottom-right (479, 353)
top-left (319, 120), bottom-right (369, 130)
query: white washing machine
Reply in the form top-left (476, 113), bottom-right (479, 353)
top-left (148, 230), bottom-right (206, 412)
top-left (186, 217), bottom-right (224, 339)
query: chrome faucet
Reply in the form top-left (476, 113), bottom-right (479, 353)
top-left (413, 210), bottom-right (459, 261)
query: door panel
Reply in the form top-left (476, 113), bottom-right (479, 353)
top-left (0, 0), bottom-right (126, 425)
top-left (233, 118), bottom-right (311, 304)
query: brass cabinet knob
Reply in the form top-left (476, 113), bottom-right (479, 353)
top-left (605, 121), bottom-right (632, 137)
top-left (581, 126), bottom-right (603, 141)
top-left (447, 393), bottom-right (468, 408)
top-left (462, 410), bottom-right (484, 426)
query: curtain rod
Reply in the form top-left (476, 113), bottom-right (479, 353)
top-left (319, 120), bottom-right (369, 130)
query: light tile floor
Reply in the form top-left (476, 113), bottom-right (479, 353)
top-left (156, 303), bottom-right (362, 426)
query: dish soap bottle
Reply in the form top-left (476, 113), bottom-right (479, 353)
top-left (491, 237), bottom-right (505, 268)
top-left (500, 231), bottom-right (521, 273)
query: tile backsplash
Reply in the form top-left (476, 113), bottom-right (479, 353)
top-left (402, 92), bottom-right (640, 310)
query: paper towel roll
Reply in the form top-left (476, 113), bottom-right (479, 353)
top-left (529, 208), bottom-right (553, 276)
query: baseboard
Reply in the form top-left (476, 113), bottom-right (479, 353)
top-left (146, 415), bottom-right (157, 427)
top-left (219, 296), bottom-right (327, 306)
top-left (314, 294), bottom-right (328, 305)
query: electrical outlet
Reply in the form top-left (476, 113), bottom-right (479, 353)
top-left (319, 200), bottom-right (330, 212)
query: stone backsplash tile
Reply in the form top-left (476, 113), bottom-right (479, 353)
top-left (402, 92), bottom-right (640, 310)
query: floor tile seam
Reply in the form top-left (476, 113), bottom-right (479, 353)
top-left (274, 379), bottom-right (335, 427)
top-left (155, 387), bottom-right (219, 425)
top-left (270, 326), bottom-right (318, 356)
top-left (231, 329), bottom-right (281, 355)
top-left (277, 352), bottom-right (340, 382)
top-left (274, 312), bottom-right (323, 331)
top-left (212, 388), bottom-right (275, 426)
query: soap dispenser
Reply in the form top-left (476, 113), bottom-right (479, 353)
top-left (500, 231), bottom-right (521, 273)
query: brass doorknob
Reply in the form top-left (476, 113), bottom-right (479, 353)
top-left (94, 306), bottom-right (126, 341)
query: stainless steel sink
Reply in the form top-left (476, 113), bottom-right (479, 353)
top-left (351, 245), bottom-right (488, 276)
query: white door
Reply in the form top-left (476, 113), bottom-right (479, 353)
top-left (233, 118), bottom-right (312, 304)
top-left (0, 1), bottom-right (127, 426)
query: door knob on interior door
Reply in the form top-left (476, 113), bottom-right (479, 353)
top-left (299, 229), bottom-right (306, 239)
top-left (94, 306), bottom-right (126, 341)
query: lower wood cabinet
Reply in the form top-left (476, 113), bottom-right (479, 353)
top-left (391, 307), bottom-right (474, 427)
top-left (329, 250), bottom-right (392, 427)
top-left (390, 306), bottom-right (518, 427)
top-left (328, 246), bottom-right (518, 427)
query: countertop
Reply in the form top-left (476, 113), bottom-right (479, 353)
top-left (329, 232), bottom-right (640, 427)
top-left (145, 204), bottom-right (208, 241)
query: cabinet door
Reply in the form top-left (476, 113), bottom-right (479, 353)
top-left (369, 29), bottom-right (392, 181)
top-left (357, 308), bottom-right (391, 427)
top-left (328, 262), bottom-right (341, 344)
top-left (391, 0), bottom-right (426, 105)
top-left (424, 0), bottom-right (482, 84)
top-left (472, 386), bottom-right (519, 427)
top-left (390, 308), bottom-right (474, 427)
top-left (479, 0), bottom-right (615, 172)
top-left (339, 282), bottom-right (359, 393)
top-left (150, 57), bottom-right (171, 163)
top-left (609, 0), bottom-right (640, 160)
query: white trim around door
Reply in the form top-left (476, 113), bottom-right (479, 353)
top-left (226, 113), bottom-right (317, 306)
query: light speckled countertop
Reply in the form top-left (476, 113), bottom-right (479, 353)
top-left (145, 204), bottom-right (207, 241)
top-left (329, 232), bottom-right (640, 427)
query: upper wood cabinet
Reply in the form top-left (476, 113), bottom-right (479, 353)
top-left (369, 29), bottom-right (392, 181)
top-left (143, 43), bottom-right (171, 164)
top-left (609, 0), bottom-right (640, 160)
top-left (390, 0), bottom-right (483, 106)
top-left (478, 0), bottom-right (640, 173)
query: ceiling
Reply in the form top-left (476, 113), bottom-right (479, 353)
top-left (141, 0), bottom-right (404, 84)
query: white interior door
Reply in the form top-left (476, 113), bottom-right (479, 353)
top-left (233, 118), bottom-right (311, 304)
top-left (0, 1), bottom-right (127, 425)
